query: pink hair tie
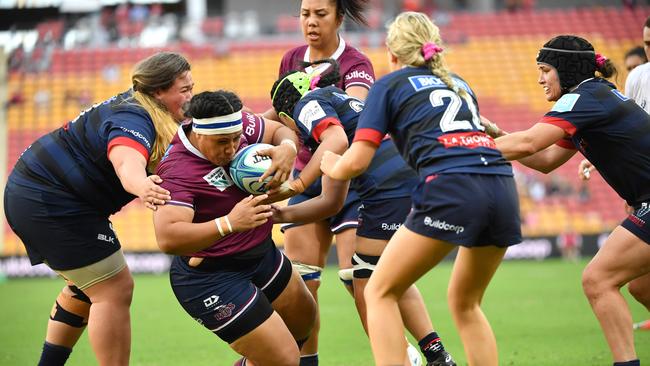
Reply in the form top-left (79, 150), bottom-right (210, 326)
top-left (309, 75), bottom-right (321, 90)
top-left (595, 53), bottom-right (607, 68)
top-left (422, 42), bottom-right (444, 61)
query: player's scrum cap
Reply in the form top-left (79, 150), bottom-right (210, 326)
top-left (192, 110), bottom-right (243, 135)
top-left (272, 71), bottom-right (315, 102)
top-left (536, 35), bottom-right (597, 91)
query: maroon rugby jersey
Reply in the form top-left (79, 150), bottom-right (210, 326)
top-left (279, 37), bottom-right (375, 91)
top-left (279, 37), bottom-right (375, 170)
top-left (156, 111), bottom-right (272, 258)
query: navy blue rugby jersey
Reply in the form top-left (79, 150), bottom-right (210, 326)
top-left (354, 67), bottom-right (512, 178)
top-left (292, 86), bottom-right (417, 201)
top-left (542, 78), bottom-right (650, 206)
top-left (12, 90), bottom-right (156, 215)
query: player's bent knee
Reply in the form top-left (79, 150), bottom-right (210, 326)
top-left (292, 261), bottom-right (323, 283)
top-left (50, 286), bottom-right (91, 328)
top-left (628, 282), bottom-right (650, 310)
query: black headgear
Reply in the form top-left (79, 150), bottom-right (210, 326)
top-left (536, 35), bottom-right (597, 91)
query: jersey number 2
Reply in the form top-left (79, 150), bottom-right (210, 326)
top-left (429, 89), bottom-right (483, 133)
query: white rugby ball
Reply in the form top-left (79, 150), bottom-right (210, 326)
top-left (229, 143), bottom-right (274, 195)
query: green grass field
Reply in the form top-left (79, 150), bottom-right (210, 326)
top-left (1, 258), bottom-right (648, 365)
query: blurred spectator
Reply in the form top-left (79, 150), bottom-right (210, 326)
top-left (101, 64), bottom-right (120, 84)
top-left (7, 89), bottom-right (25, 107)
top-left (224, 12), bottom-right (241, 39)
top-left (241, 11), bottom-right (260, 38)
top-left (129, 4), bottom-right (149, 23)
top-left (34, 90), bottom-right (51, 109)
top-left (624, 46), bottom-right (647, 72)
top-left (504, 0), bottom-right (534, 12)
top-left (578, 181), bottom-right (591, 202)
top-left (529, 179), bottom-right (546, 202)
top-left (622, 0), bottom-right (638, 10)
top-left (546, 174), bottom-right (573, 197)
top-left (556, 228), bottom-right (583, 262)
top-left (402, 0), bottom-right (436, 14)
top-left (8, 47), bottom-right (25, 72)
top-left (64, 89), bottom-right (93, 109)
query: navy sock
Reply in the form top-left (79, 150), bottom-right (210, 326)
top-left (300, 354), bottom-right (318, 366)
top-left (38, 342), bottom-right (72, 366)
top-left (613, 360), bottom-right (640, 366)
top-left (418, 332), bottom-right (445, 363)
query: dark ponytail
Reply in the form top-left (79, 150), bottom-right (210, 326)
top-left (596, 58), bottom-right (617, 80)
top-left (334, 0), bottom-right (369, 26)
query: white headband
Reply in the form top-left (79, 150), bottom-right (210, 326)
top-left (192, 111), bottom-right (243, 135)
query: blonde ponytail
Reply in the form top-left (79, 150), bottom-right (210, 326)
top-left (386, 12), bottom-right (468, 99)
top-left (131, 91), bottom-right (178, 171)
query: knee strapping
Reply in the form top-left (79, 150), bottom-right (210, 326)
top-left (292, 261), bottom-right (322, 282)
top-left (50, 301), bottom-right (87, 328)
top-left (68, 285), bottom-right (91, 304)
top-left (338, 268), bottom-right (354, 286)
top-left (352, 253), bottom-right (380, 279)
top-left (49, 287), bottom-right (91, 328)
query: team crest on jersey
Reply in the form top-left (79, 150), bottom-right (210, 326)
top-left (203, 167), bottom-right (234, 191)
top-left (551, 94), bottom-right (580, 113)
top-left (348, 99), bottom-right (364, 113)
top-left (298, 100), bottom-right (326, 131)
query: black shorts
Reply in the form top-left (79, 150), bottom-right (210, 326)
top-left (405, 173), bottom-right (522, 247)
top-left (622, 202), bottom-right (650, 245)
top-left (4, 181), bottom-right (121, 270)
top-left (357, 197), bottom-right (411, 240)
top-left (169, 238), bottom-right (293, 343)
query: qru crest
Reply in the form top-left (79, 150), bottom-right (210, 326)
top-left (203, 167), bottom-right (234, 191)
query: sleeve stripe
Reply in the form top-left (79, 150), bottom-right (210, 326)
top-left (107, 136), bottom-right (150, 161)
top-left (167, 200), bottom-right (195, 209)
top-left (345, 82), bottom-right (372, 89)
top-left (312, 117), bottom-right (343, 143)
top-left (541, 116), bottom-right (577, 136)
top-left (353, 128), bottom-right (383, 146)
top-left (257, 114), bottom-right (265, 143)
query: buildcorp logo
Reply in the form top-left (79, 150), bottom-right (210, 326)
top-left (424, 217), bottom-right (464, 234)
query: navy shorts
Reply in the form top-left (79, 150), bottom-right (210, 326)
top-left (4, 181), bottom-right (121, 270)
top-left (622, 202), bottom-right (650, 244)
top-left (357, 197), bottom-right (411, 240)
top-left (169, 238), bottom-right (293, 343)
top-left (405, 173), bottom-right (522, 247)
top-left (282, 184), bottom-right (360, 234)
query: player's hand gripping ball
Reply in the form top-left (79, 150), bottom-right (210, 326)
top-left (229, 143), bottom-right (274, 195)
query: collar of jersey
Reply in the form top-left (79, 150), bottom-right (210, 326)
top-left (178, 124), bottom-right (209, 160)
top-left (304, 35), bottom-right (345, 74)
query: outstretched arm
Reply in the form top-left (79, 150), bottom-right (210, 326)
top-left (495, 122), bottom-right (575, 173)
top-left (271, 176), bottom-right (350, 224)
top-left (109, 145), bottom-right (171, 211)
